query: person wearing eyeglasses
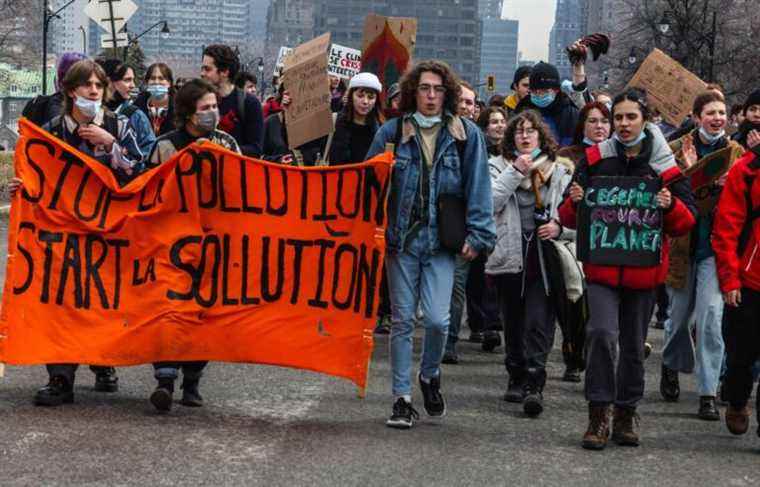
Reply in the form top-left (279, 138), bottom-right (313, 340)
top-left (365, 60), bottom-right (496, 429)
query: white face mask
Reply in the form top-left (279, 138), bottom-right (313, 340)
top-left (74, 96), bottom-right (101, 120)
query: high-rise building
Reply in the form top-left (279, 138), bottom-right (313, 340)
top-left (478, 18), bottom-right (518, 98)
top-left (548, 0), bottom-right (586, 80)
top-left (308, 0), bottom-right (482, 84)
top-left (49, 0), bottom-right (89, 56)
top-left (266, 0), bottom-right (315, 50)
top-left (478, 0), bottom-right (504, 19)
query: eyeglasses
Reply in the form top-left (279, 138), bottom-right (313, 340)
top-left (417, 84), bottom-right (446, 95)
top-left (515, 128), bottom-right (537, 136)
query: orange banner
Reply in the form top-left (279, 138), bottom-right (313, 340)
top-left (0, 119), bottom-right (391, 391)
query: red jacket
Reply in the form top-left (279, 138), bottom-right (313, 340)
top-left (713, 151), bottom-right (760, 293)
top-left (559, 138), bottom-right (697, 290)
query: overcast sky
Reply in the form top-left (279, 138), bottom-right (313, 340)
top-left (503, 0), bottom-right (556, 62)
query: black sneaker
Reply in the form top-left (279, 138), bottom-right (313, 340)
top-left (418, 373), bottom-right (446, 417)
top-left (660, 364), bottom-right (680, 402)
top-left (150, 379), bottom-right (175, 412)
top-left (93, 367), bottom-right (119, 393)
top-left (179, 379), bottom-right (203, 407)
top-left (481, 330), bottom-right (501, 352)
top-left (442, 350), bottom-right (459, 365)
top-left (504, 376), bottom-right (525, 403)
top-left (386, 398), bottom-right (419, 429)
top-left (34, 376), bottom-right (74, 407)
top-left (523, 384), bottom-right (544, 417)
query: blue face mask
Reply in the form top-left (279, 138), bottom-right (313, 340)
top-left (698, 126), bottom-right (725, 145)
top-left (514, 148), bottom-right (542, 160)
top-left (613, 130), bottom-right (647, 148)
top-left (147, 84), bottom-right (169, 101)
top-left (412, 111), bottom-right (442, 129)
top-left (531, 91), bottom-right (556, 108)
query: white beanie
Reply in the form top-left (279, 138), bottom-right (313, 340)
top-left (348, 72), bottom-right (382, 93)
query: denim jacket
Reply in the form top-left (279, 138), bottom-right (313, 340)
top-left (366, 113), bottom-right (496, 255)
top-left (116, 101), bottom-right (157, 156)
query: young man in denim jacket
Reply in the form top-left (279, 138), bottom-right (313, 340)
top-left (366, 60), bottom-right (496, 429)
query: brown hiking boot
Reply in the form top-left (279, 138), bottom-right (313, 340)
top-left (725, 404), bottom-right (751, 435)
top-left (582, 405), bottom-right (610, 450)
top-left (612, 407), bottom-right (640, 446)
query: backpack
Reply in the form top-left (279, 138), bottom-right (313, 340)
top-left (22, 95), bottom-right (53, 126)
top-left (236, 88), bottom-right (247, 123)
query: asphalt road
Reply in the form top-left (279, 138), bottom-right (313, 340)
top-left (1, 216), bottom-right (759, 486)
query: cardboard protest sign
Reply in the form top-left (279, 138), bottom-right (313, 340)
top-left (281, 33), bottom-right (333, 150)
top-left (626, 49), bottom-right (707, 127)
top-left (577, 176), bottom-right (663, 267)
top-left (273, 46), bottom-right (293, 76)
top-left (683, 147), bottom-right (734, 216)
top-left (328, 44), bottom-right (362, 80)
top-left (362, 13), bottom-right (417, 106)
top-left (0, 119), bottom-right (392, 391)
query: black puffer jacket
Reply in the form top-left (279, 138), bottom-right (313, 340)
top-left (732, 120), bottom-right (760, 150)
top-left (515, 92), bottom-right (579, 147)
top-left (327, 114), bottom-right (380, 165)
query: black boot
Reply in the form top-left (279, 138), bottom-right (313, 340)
top-left (180, 379), bottom-right (203, 407)
top-left (93, 367), bottom-right (119, 393)
top-left (34, 375), bottom-right (74, 407)
top-left (523, 369), bottom-right (544, 417)
top-left (150, 378), bottom-right (175, 412)
top-left (697, 396), bottom-right (720, 421)
top-left (481, 330), bottom-right (501, 352)
top-left (659, 364), bottom-right (679, 402)
top-left (503, 375), bottom-right (525, 403)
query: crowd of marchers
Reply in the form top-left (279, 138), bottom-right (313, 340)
top-left (6, 36), bottom-right (760, 452)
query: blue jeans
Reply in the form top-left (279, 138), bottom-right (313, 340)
top-left (387, 229), bottom-right (456, 397)
top-left (445, 255), bottom-right (470, 353)
top-left (663, 257), bottom-right (725, 396)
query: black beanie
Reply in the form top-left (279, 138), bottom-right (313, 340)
top-left (743, 89), bottom-right (760, 115)
top-left (96, 58), bottom-right (128, 82)
top-left (529, 62), bottom-right (560, 90)
top-left (511, 66), bottom-right (532, 90)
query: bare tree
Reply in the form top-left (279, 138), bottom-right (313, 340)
top-left (0, 0), bottom-right (43, 68)
top-left (599, 0), bottom-right (760, 100)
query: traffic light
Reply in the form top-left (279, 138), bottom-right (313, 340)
top-left (486, 75), bottom-right (496, 92)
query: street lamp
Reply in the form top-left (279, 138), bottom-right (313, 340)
top-left (657, 13), bottom-right (671, 35)
top-left (78, 26), bottom-right (87, 54)
top-left (123, 21), bottom-right (170, 61)
top-left (42, 0), bottom-right (79, 95)
top-left (628, 47), bottom-right (638, 66)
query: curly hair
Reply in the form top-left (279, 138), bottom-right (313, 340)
top-left (573, 101), bottom-right (612, 145)
top-left (501, 110), bottom-right (558, 161)
top-left (398, 60), bottom-right (462, 115)
top-left (203, 44), bottom-right (240, 81)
